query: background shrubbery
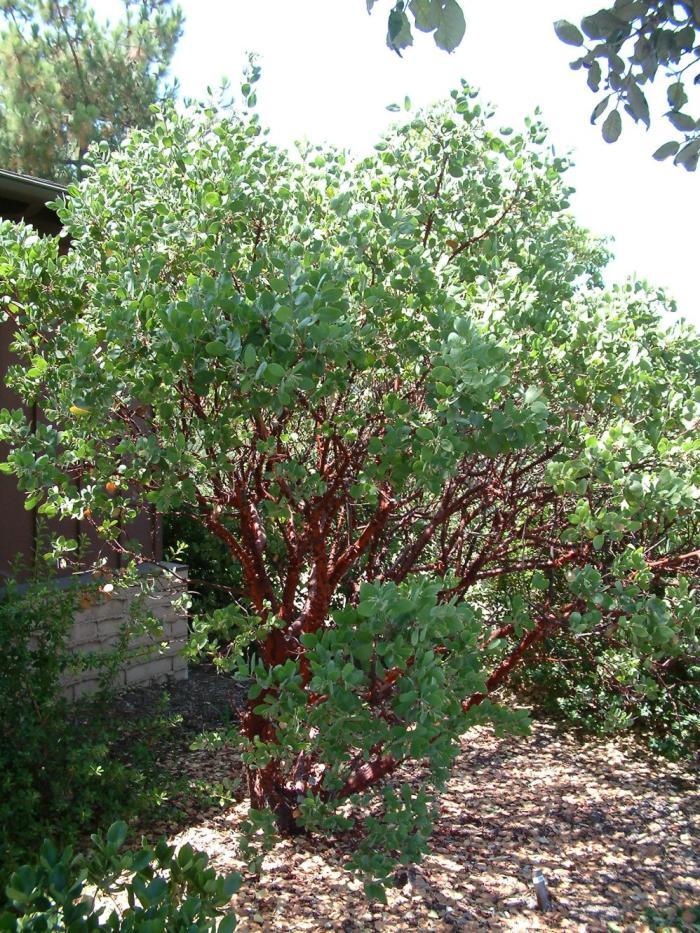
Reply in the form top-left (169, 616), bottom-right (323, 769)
top-left (165, 514), bottom-right (242, 615)
top-left (513, 632), bottom-right (699, 760)
top-left (475, 572), bottom-right (700, 760)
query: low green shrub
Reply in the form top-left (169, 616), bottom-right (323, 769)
top-left (644, 902), bottom-right (700, 931)
top-left (0, 577), bottom-right (186, 875)
top-left (0, 821), bottom-right (240, 931)
top-left (513, 632), bottom-right (700, 759)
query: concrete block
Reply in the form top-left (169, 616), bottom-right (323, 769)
top-left (96, 618), bottom-right (127, 643)
top-left (124, 655), bottom-right (173, 686)
top-left (146, 613), bottom-right (183, 632)
top-left (77, 596), bottom-right (129, 623)
top-left (167, 618), bottom-right (189, 640)
top-left (68, 620), bottom-right (99, 647)
top-left (58, 565), bottom-right (189, 700)
top-left (126, 627), bottom-right (167, 650)
top-left (167, 637), bottom-right (188, 658)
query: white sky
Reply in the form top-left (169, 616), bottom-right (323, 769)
top-left (95, 0), bottom-right (698, 325)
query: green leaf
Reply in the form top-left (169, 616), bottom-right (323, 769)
top-left (106, 821), bottom-right (128, 849)
top-left (27, 355), bottom-right (48, 377)
top-left (602, 109), bottom-right (622, 143)
top-left (243, 345), bottom-right (257, 368)
top-left (221, 873), bottom-right (242, 898)
top-left (675, 138), bottom-right (700, 171)
top-left (554, 20), bottom-right (584, 46)
top-left (431, 365), bottom-right (454, 383)
top-left (667, 111), bottom-right (696, 132)
top-left (433, 0), bottom-right (466, 52)
top-left (263, 362), bottom-right (285, 385)
top-left (364, 881), bottom-right (388, 903)
top-left (387, 9), bottom-right (413, 55)
top-left (590, 96), bottom-right (610, 124)
top-left (205, 340), bottom-right (227, 357)
top-left (653, 140), bottom-right (680, 161)
top-left (667, 82), bottom-right (688, 110)
top-left (626, 82), bottom-right (649, 127)
top-left (587, 61), bottom-right (602, 91)
top-left (581, 10), bottom-right (624, 39)
top-left (613, 1), bottom-right (646, 21)
top-left (411, 0), bottom-right (441, 32)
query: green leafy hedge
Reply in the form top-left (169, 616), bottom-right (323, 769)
top-left (0, 577), bottom-right (184, 876)
top-left (514, 631), bottom-right (700, 760)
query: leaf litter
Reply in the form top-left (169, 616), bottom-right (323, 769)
top-left (121, 667), bottom-right (698, 931)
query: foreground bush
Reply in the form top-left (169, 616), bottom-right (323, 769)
top-left (2, 75), bottom-right (699, 893)
top-left (0, 578), bottom-right (77, 842)
top-left (0, 821), bottom-right (239, 931)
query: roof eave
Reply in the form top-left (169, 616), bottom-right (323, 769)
top-left (0, 168), bottom-right (67, 206)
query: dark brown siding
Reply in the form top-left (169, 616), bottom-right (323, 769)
top-left (0, 316), bottom-right (36, 578)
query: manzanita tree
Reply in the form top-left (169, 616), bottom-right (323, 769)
top-left (1, 79), bottom-right (699, 893)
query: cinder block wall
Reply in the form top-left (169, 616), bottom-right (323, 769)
top-left (62, 563), bottom-right (189, 701)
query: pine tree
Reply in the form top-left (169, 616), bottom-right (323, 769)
top-left (0, 0), bottom-right (183, 182)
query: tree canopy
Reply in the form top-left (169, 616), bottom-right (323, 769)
top-left (0, 0), bottom-right (183, 183)
top-left (372, 0), bottom-right (700, 169)
top-left (2, 81), bottom-right (699, 894)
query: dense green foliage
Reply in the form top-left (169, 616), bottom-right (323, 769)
top-left (514, 632), bottom-right (699, 759)
top-left (1, 80), bottom-right (699, 894)
top-left (0, 576), bottom-right (186, 876)
top-left (371, 1), bottom-right (699, 169)
top-left (165, 514), bottom-right (243, 614)
top-left (0, 821), bottom-right (240, 930)
top-left (0, 0), bottom-right (182, 182)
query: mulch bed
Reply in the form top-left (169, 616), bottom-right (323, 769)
top-left (116, 666), bottom-right (699, 931)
